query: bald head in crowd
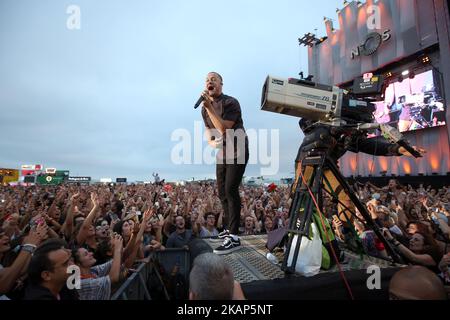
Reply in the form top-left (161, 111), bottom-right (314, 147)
top-left (189, 253), bottom-right (234, 300)
top-left (389, 266), bottom-right (447, 300)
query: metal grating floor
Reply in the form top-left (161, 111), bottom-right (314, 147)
top-left (205, 236), bottom-right (285, 283)
top-left (205, 235), bottom-right (402, 283)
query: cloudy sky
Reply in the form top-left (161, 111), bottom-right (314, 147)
top-left (0, 0), bottom-right (343, 182)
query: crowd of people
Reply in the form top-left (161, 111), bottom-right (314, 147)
top-left (330, 179), bottom-right (450, 297)
top-left (0, 178), bottom-right (449, 300)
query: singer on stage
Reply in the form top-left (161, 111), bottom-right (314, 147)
top-left (200, 72), bottom-right (249, 255)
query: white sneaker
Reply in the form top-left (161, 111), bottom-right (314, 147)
top-left (213, 236), bottom-right (241, 255)
top-left (217, 229), bottom-right (230, 239)
top-left (209, 229), bottom-right (231, 243)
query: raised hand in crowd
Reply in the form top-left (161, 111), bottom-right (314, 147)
top-left (0, 220), bottom-right (48, 295)
top-left (76, 192), bottom-right (100, 245)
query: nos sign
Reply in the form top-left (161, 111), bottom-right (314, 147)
top-left (351, 29), bottom-right (391, 59)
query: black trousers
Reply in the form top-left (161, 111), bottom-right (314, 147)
top-left (216, 152), bottom-right (248, 235)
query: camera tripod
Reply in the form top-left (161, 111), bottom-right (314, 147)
top-left (282, 150), bottom-right (404, 274)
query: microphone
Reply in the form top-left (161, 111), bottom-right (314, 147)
top-left (194, 96), bottom-right (204, 109)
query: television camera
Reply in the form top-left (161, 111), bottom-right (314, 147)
top-left (260, 74), bottom-right (423, 270)
top-left (261, 75), bottom-right (421, 157)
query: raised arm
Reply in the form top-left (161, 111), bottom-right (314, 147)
top-left (163, 207), bottom-right (175, 237)
top-left (109, 234), bottom-right (123, 283)
top-left (42, 212), bottom-right (62, 232)
top-left (0, 223), bottom-right (46, 294)
top-left (383, 229), bottom-right (436, 266)
top-left (153, 218), bottom-right (164, 243)
top-left (250, 209), bottom-right (261, 233)
top-left (124, 209), bottom-right (153, 268)
top-left (61, 193), bottom-right (79, 239)
top-left (19, 205), bottom-right (34, 230)
top-left (76, 193), bottom-right (99, 245)
top-left (202, 93), bottom-right (235, 135)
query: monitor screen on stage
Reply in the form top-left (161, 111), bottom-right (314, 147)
top-left (371, 69), bottom-right (446, 133)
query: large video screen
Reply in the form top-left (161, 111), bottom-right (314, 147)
top-left (372, 69), bottom-right (446, 132)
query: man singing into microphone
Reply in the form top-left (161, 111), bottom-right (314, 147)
top-left (200, 72), bottom-right (249, 255)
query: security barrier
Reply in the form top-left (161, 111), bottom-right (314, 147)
top-left (111, 248), bottom-right (190, 300)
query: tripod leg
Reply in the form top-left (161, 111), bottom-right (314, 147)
top-left (301, 163), bottom-right (324, 238)
top-left (284, 191), bottom-right (316, 273)
top-left (282, 157), bottom-right (325, 273)
top-left (286, 162), bottom-right (315, 228)
top-left (322, 171), bottom-right (355, 223)
top-left (322, 171), bottom-right (363, 255)
top-left (283, 165), bottom-right (315, 273)
top-left (288, 164), bottom-right (315, 229)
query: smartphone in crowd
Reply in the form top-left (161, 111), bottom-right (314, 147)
top-left (30, 217), bottom-right (44, 227)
